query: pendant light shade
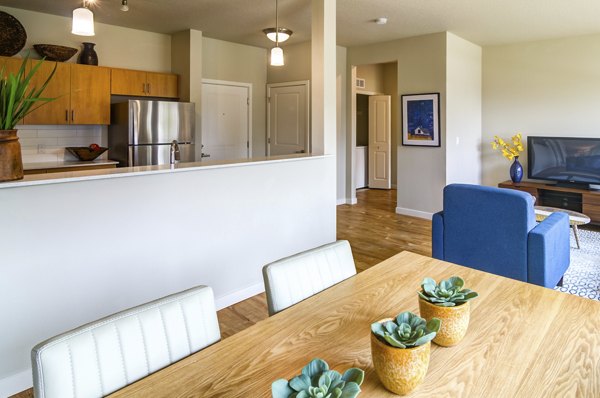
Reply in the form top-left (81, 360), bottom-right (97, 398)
top-left (270, 46), bottom-right (284, 66)
top-left (263, 27), bottom-right (292, 43)
top-left (72, 5), bottom-right (95, 36)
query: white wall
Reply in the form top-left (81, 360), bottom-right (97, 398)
top-left (337, 46), bottom-right (348, 204)
top-left (482, 33), bottom-right (600, 186)
top-left (446, 33), bottom-right (482, 185)
top-left (0, 156), bottom-right (336, 396)
top-left (202, 37), bottom-right (268, 157)
top-left (0, 6), bottom-right (172, 72)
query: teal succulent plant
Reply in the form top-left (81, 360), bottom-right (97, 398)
top-left (371, 311), bottom-right (440, 349)
top-left (418, 276), bottom-right (479, 307)
top-left (272, 358), bottom-right (364, 398)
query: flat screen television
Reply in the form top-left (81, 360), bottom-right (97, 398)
top-left (528, 136), bottom-right (600, 188)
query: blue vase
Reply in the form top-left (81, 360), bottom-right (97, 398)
top-left (510, 156), bottom-right (523, 183)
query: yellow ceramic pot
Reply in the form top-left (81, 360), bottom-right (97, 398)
top-left (418, 297), bottom-right (470, 347)
top-left (370, 327), bottom-right (431, 396)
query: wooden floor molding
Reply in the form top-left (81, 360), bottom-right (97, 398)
top-left (11, 189), bottom-right (430, 398)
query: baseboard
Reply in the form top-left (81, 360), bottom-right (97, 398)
top-left (395, 207), bottom-right (433, 220)
top-left (215, 282), bottom-right (265, 310)
top-left (0, 369), bottom-right (32, 398)
top-left (336, 198), bottom-right (358, 205)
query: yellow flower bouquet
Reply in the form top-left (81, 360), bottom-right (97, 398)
top-left (491, 133), bottom-right (524, 161)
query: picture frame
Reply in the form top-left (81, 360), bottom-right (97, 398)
top-left (401, 93), bottom-right (440, 147)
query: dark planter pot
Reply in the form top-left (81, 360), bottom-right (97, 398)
top-left (78, 42), bottom-right (98, 65)
top-left (0, 130), bottom-right (23, 181)
top-left (510, 156), bottom-right (523, 183)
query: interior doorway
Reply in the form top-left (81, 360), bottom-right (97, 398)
top-left (267, 81), bottom-right (310, 156)
top-left (352, 62), bottom-right (398, 194)
top-left (201, 79), bottom-right (252, 161)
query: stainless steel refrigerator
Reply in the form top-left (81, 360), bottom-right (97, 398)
top-left (108, 100), bottom-right (195, 167)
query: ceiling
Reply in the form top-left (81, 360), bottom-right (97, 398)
top-left (1, 0), bottom-right (600, 48)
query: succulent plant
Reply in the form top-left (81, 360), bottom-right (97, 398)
top-left (272, 358), bottom-right (364, 398)
top-left (418, 276), bottom-right (479, 307)
top-left (371, 311), bottom-right (440, 349)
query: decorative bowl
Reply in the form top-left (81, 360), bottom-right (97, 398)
top-left (66, 147), bottom-right (108, 161)
top-left (33, 44), bottom-right (78, 62)
top-left (0, 11), bottom-right (27, 56)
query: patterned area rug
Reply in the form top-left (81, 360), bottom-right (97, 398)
top-left (554, 228), bottom-right (600, 301)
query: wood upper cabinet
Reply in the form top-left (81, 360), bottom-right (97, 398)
top-left (111, 68), bottom-right (146, 96)
top-left (25, 62), bottom-right (110, 125)
top-left (70, 64), bottom-right (110, 125)
top-left (0, 56), bottom-right (26, 125)
top-left (111, 68), bottom-right (178, 98)
top-left (25, 61), bottom-right (71, 125)
top-left (146, 72), bottom-right (178, 98)
top-left (0, 56), bottom-right (22, 77)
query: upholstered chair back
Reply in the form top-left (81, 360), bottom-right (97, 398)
top-left (441, 184), bottom-right (536, 281)
top-left (263, 240), bottom-right (357, 316)
top-left (32, 285), bottom-right (221, 398)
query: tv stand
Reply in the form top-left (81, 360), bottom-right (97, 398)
top-left (499, 180), bottom-right (600, 225)
top-left (550, 182), bottom-right (592, 190)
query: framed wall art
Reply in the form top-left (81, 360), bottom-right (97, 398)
top-left (401, 93), bottom-right (440, 147)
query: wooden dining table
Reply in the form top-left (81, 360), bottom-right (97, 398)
top-left (109, 251), bottom-right (600, 397)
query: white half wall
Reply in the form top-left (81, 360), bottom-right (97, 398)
top-left (482, 33), bottom-right (600, 186)
top-left (0, 156), bottom-right (336, 396)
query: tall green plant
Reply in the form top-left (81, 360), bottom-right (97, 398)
top-left (0, 54), bottom-right (56, 130)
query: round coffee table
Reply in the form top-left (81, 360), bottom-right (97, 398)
top-left (534, 206), bottom-right (591, 249)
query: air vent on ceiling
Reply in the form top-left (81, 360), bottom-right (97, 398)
top-left (356, 78), bottom-right (366, 89)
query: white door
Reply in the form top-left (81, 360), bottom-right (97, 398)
top-left (267, 81), bottom-right (309, 155)
top-left (201, 80), bottom-right (251, 161)
top-left (368, 95), bottom-right (391, 189)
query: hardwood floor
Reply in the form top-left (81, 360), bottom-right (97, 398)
top-left (10, 189), bottom-right (431, 398)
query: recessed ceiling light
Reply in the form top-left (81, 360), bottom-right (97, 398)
top-left (375, 17), bottom-right (388, 25)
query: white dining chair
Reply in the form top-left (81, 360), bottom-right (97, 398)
top-left (31, 285), bottom-right (221, 398)
top-left (262, 240), bottom-right (357, 316)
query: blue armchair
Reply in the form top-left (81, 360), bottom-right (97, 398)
top-left (432, 184), bottom-right (570, 288)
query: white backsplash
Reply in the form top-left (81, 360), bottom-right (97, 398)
top-left (17, 125), bottom-right (108, 164)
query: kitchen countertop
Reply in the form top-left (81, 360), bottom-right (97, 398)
top-left (23, 160), bottom-right (120, 170)
top-left (0, 154), bottom-right (327, 189)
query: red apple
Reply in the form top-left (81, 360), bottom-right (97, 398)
top-left (89, 143), bottom-right (101, 151)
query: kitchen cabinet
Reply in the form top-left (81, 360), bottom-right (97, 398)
top-left (0, 56), bottom-right (26, 125)
top-left (0, 55), bottom-right (22, 76)
top-left (111, 68), bottom-right (178, 98)
top-left (70, 64), bottom-right (111, 124)
top-left (24, 61), bottom-right (71, 125)
top-left (25, 62), bottom-right (110, 125)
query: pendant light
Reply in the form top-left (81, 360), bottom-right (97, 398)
top-left (72, 0), bottom-right (95, 36)
top-left (270, 0), bottom-right (284, 66)
top-left (263, 27), bottom-right (293, 43)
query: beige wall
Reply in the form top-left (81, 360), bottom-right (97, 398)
top-left (266, 41), bottom-right (312, 84)
top-left (348, 32), bottom-right (448, 215)
top-left (356, 64), bottom-right (386, 93)
top-left (446, 33), bottom-right (482, 185)
top-left (482, 33), bottom-right (600, 186)
top-left (202, 37), bottom-right (268, 156)
top-left (0, 6), bottom-right (171, 72)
